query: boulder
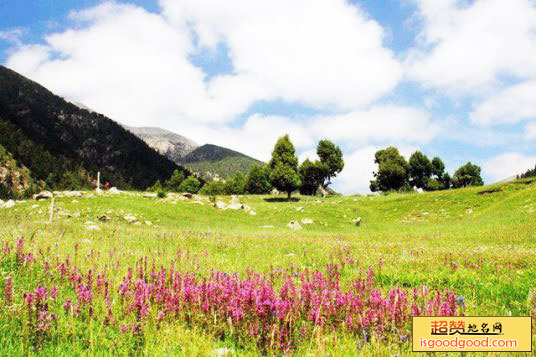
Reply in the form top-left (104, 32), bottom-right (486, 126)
top-left (108, 187), bottom-right (120, 194)
top-left (214, 201), bottom-right (227, 210)
top-left (63, 191), bottom-right (82, 197)
top-left (123, 215), bottom-right (138, 223)
top-left (3, 199), bottom-right (15, 208)
top-left (271, 188), bottom-right (280, 195)
top-left (182, 193), bottom-right (193, 199)
top-left (34, 191), bottom-right (53, 200)
top-left (287, 221), bottom-right (302, 230)
top-left (353, 217), bottom-right (362, 226)
top-left (98, 215), bottom-right (110, 222)
top-left (301, 218), bottom-right (313, 224)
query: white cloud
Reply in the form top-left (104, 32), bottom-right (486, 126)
top-left (482, 152), bottom-right (536, 181)
top-left (160, 0), bottom-right (402, 110)
top-left (309, 105), bottom-right (440, 145)
top-left (526, 122), bottom-right (536, 140)
top-left (470, 81), bottom-right (536, 124)
top-left (407, 0), bottom-right (536, 93)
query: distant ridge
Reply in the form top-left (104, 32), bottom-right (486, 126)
top-left (0, 65), bottom-right (190, 190)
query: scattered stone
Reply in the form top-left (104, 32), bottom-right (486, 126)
top-left (466, 208), bottom-right (473, 215)
top-left (34, 191), bottom-right (53, 200)
top-left (72, 212), bottom-right (81, 218)
top-left (301, 218), bottom-right (313, 224)
top-left (72, 199), bottom-right (79, 203)
top-left (214, 201), bottom-right (227, 210)
top-left (285, 253), bottom-right (296, 257)
top-left (353, 217), bottom-right (362, 226)
top-left (31, 204), bottom-right (39, 209)
top-left (260, 225), bottom-right (274, 229)
top-left (271, 188), bottom-right (280, 195)
top-left (85, 221), bottom-right (96, 225)
top-left (108, 187), bottom-right (120, 194)
top-left (212, 347), bottom-right (235, 357)
top-left (82, 239), bottom-right (92, 244)
top-left (143, 193), bottom-right (157, 198)
top-left (422, 212), bottom-right (430, 216)
top-left (63, 191), bottom-right (82, 197)
top-left (123, 215), bottom-right (138, 223)
top-left (182, 193), bottom-right (193, 199)
top-left (134, 221), bottom-right (141, 225)
top-left (98, 215), bottom-right (110, 222)
top-left (295, 206), bottom-right (304, 212)
top-left (86, 225), bottom-right (100, 231)
top-left (144, 220), bottom-right (152, 226)
top-left (249, 210), bottom-right (257, 216)
top-left (287, 221), bottom-right (302, 230)
top-left (3, 200), bottom-right (15, 208)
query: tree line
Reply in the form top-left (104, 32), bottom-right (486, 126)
top-left (155, 135), bottom-right (344, 200)
top-left (370, 146), bottom-right (483, 192)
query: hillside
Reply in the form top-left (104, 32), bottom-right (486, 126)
top-left (181, 144), bottom-right (263, 179)
top-left (124, 126), bottom-right (198, 162)
top-left (0, 144), bottom-right (43, 198)
top-left (0, 178), bottom-right (535, 354)
top-left (0, 65), bottom-right (190, 190)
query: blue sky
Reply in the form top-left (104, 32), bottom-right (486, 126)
top-left (1, 0), bottom-right (535, 193)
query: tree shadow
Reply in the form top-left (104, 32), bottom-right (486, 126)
top-left (263, 197), bottom-right (301, 203)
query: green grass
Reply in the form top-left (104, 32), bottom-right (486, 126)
top-left (1, 178), bottom-right (535, 355)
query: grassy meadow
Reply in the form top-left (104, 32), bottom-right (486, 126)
top-left (1, 178), bottom-right (535, 355)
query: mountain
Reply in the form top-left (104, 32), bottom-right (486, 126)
top-left (180, 144), bottom-right (263, 179)
top-left (124, 126), bottom-right (198, 162)
top-left (0, 65), bottom-right (190, 192)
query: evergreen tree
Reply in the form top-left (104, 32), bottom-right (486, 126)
top-left (299, 159), bottom-right (324, 195)
top-left (316, 139), bottom-right (344, 188)
top-left (245, 165), bottom-right (271, 194)
top-left (370, 147), bottom-right (410, 192)
top-left (268, 135), bottom-right (301, 200)
top-left (408, 151), bottom-right (433, 189)
top-left (165, 169), bottom-right (185, 192)
top-left (452, 162), bottom-right (484, 188)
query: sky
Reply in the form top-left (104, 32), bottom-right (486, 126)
top-left (1, 0), bottom-right (535, 194)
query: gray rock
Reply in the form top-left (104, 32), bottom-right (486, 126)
top-left (301, 218), bottom-right (313, 224)
top-left (63, 191), bottom-right (82, 197)
top-left (34, 191), bottom-right (53, 200)
top-left (287, 221), bottom-right (302, 230)
top-left (108, 187), bottom-right (120, 194)
top-left (214, 201), bottom-right (227, 209)
top-left (271, 188), bottom-right (280, 195)
top-left (296, 206), bottom-right (304, 212)
top-left (123, 215), bottom-right (138, 223)
top-left (98, 215), bottom-right (110, 222)
top-left (353, 217), bottom-right (362, 226)
top-left (86, 225), bottom-right (100, 231)
top-left (3, 199), bottom-right (15, 208)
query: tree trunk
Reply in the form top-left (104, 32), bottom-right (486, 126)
top-left (287, 191), bottom-right (291, 201)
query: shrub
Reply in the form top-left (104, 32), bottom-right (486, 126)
top-left (179, 177), bottom-right (201, 194)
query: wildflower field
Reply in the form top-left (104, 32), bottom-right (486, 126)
top-left (1, 178), bottom-right (535, 355)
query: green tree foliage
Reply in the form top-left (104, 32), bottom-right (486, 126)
top-left (165, 170), bottom-right (185, 192)
top-left (299, 159), bottom-right (324, 195)
top-left (179, 177), bottom-right (201, 194)
top-left (245, 165), bottom-right (271, 194)
top-left (440, 172), bottom-right (452, 190)
top-left (149, 179), bottom-right (164, 192)
top-left (268, 135), bottom-right (301, 200)
top-left (408, 151), bottom-right (433, 189)
top-left (224, 172), bottom-right (246, 195)
top-left (370, 147), bottom-right (410, 192)
top-left (519, 165), bottom-right (536, 179)
top-left (427, 178), bottom-right (440, 191)
top-left (316, 139), bottom-right (344, 188)
top-left (199, 181), bottom-right (226, 196)
top-left (452, 162), bottom-right (484, 188)
top-left (431, 157), bottom-right (445, 178)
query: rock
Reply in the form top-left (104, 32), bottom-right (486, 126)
top-left (295, 206), bottom-right (304, 212)
top-left (144, 220), bottom-right (152, 226)
top-left (72, 212), bottom-right (81, 218)
top-left (86, 225), bottom-right (100, 231)
top-left (286, 253), bottom-right (296, 257)
top-left (287, 221), bottom-right (302, 230)
top-left (353, 217), bottom-right (362, 226)
top-left (422, 212), bottom-right (429, 216)
top-left (214, 201), bottom-right (227, 210)
top-left (260, 225), bottom-right (274, 229)
top-left (212, 347), bottom-right (234, 356)
top-left (143, 193), bottom-right (157, 198)
top-left (466, 208), bottom-right (473, 215)
top-left (249, 210), bottom-right (257, 216)
top-left (98, 215), bottom-right (110, 222)
top-left (82, 239), bottom-right (92, 244)
top-left (134, 221), bottom-right (141, 225)
top-left (31, 204), bottom-right (39, 209)
top-left (271, 188), bottom-right (280, 195)
top-left (34, 191), bottom-right (53, 200)
top-left (3, 199), bottom-right (15, 208)
top-left (182, 193), bottom-right (193, 199)
top-left (123, 215), bottom-right (138, 223)
top-left (108, 187), bottom-right (120, 194)
top-left (63, 191), bottom-right (82, 197)
top-left (85, 221), bottom-right (96, 225)
top-left (72, 199), bottom-right (79, 203)
top-left (301, 218), bottom-right (313, 224)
